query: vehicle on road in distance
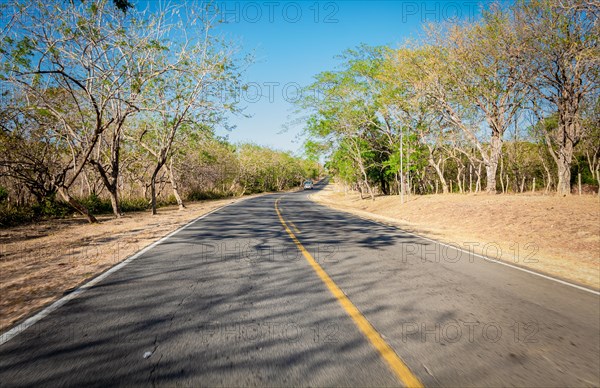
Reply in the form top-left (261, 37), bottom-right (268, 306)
top-left (303, 180), bottom-right (314, 190)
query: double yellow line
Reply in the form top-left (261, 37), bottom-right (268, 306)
top-left (274, 197), bottom-right (423, 388)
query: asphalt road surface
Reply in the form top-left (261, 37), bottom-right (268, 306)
top-left (1, 181), bottom-right (599, 387)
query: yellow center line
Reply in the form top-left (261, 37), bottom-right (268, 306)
top-left (287, 220), bottom-right (301, 234)
top-left (274, 197), bottom-right (423, 388)
top-left (276, 201), bottom-right (301, 233)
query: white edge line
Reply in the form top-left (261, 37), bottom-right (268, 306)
top-left (310, 197), bottom-right (600, 296)
top-left (0, 199), bottom-right (245, 347)
top-left (396, 224), bottom-right (600, 296)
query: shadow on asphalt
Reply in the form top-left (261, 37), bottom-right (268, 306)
top-left (0, 180), bottom-right (405, 386)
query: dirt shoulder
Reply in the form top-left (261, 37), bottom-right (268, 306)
top-left (0, 194), bottom-right (262, 332)
top-left (311, 184), bottom-right (600, 290)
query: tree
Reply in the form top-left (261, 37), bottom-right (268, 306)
top-left (580, 97), bottom-right (600, 185)
top-left (300, 46), bottom-right (400, 200)
top-left (0, 0), bottom-right (157, 221)
top-left (516, 0), bottom-right (599, 194)
top-left (0, 103), bottom-right (64, 204)
top-left (128, 8), bottom-right (243, 215)
top-left (412, 6), bottom-right (530, 194)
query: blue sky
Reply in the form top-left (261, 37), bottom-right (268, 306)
top-left (209, 1), bottom-right (485, 154)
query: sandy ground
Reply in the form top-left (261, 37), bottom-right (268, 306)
top-left (311, 184), bottom-right (600, 290)
top-left (0, 195), bottom-right (260, 332)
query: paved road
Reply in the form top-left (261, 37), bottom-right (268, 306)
top-left (1, 181), bottom-right (599, 387)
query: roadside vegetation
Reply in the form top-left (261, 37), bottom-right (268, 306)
top-left (299, 0), bottom-right (599, 200)
top-left (0, 0), bottom-right (320, 227)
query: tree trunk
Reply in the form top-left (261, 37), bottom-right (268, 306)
top-left (379, 174), bottom-right (389, 195)
top-left (150, 166), bottom-right (160, 215)
top-left (485, 134), bottom-right (502, 194)
top-left (556, 146), bottom-right (573, 195)
top-left (550, 96), bottom-right (579, 196)
top-left (357, 184), bottom-right (364, 200)
top-left (168, 159), bottom-right (186, 210)
top-left (500, 156), bottom-right (505, 193)
top-left (428, 157), bottom-right (448, 194)
top-left (90, 160), bottom-right (122, 217)
top-left (469, 163), bottom-right (473, 193)
top-left (476, 163), bottom-right (482, 193)
top-left (456, 165), bottom-right (464, 193)
top-left (108, 187), bottom-right (121, 217)
top-left (585, 150), bottom-right (599, 184)
top-left (58, 187), bottom-right (98, 223)
top-left (357, 159), bottom-right (374, 201)
top-left (394, 172), bottom-right (401, 195)
top-left (540, 154), bottom-right (552, 194)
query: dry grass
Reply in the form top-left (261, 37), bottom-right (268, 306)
top-left (0, 196), bottom-right (258, 332)
top-left (311, 184), bottom-right (600, 290)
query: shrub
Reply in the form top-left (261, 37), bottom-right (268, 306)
top-left (0, 187), bottom-right (8, 203)
top-left (77, 193), bottom-right (113, 214)
top-left (32, 197), bottom-right (72, 218)
top-left (157, 195), bottom-right (179, 207)
top-left (0, 195), bottom-right (75, 227)
top-left (0, 204), bottom-right (35, 227)
top-left (120, 197), bottom-right (150, 212)
top-left (186, 190), bottom-right (227, 201)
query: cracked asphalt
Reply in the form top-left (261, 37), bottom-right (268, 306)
top-left (0, 181), bottom-right (598, 387)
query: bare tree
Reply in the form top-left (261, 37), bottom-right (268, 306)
top-left (127, 5), bottom-right (243, 215)
top-left (419, 7), bottom-right (530, 194)
top-left (0, 0), bottom-right (157, 221)
top-left (517, 0), bottom-right (599, 194)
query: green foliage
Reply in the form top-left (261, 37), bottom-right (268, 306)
top-left (77, 194), bottom-right (113, 215)
top-left (235, 143), bottom-right (318, 194)
top-left (0, 187), bottom-right (8, 202)
top-left (11, 36), bottom-right (35, 69)
top-left (120, 198), bottom-right (151, 212)
top-left (187, 190), bottom-right (228, 201)
top-left (76, 195), bottom-right (153, 214)
top-left (0, 196), bottom-right (71, 227)
top-left (31, 197), bottom-right (72, 218)
top-left (0, 204), bottom-right (35, 227)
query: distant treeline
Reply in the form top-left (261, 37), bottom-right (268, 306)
top-left (0, 137), bottom-right (320, 227)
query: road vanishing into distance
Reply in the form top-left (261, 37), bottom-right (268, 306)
top-left (0, 181), bottom-right (599, 387)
